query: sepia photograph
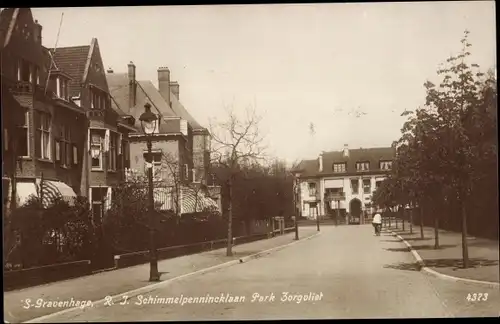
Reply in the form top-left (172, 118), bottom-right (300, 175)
top-left (1, 2), bottom-right (498, 322)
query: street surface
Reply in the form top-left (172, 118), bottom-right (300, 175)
top-left (30, 225), bottom-right (499, 321)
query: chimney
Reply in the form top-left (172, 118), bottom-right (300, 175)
top-left (343, 144), bottom-right (349, 158)
top-left (127, 61), bottom-right (136, 111)
top-left (34, 20), bottom-right (42, 45)
top-left (318, 152), bottom-right (323, 172)
top-left (158, 67), bottom-right (171, 106)
top-left (170, 81), bottom-right (179, 100)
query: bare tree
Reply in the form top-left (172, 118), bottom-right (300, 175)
top-left (209, 105), bottom-right (267, 256)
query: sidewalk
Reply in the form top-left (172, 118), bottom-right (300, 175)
top-left (388, 224), bottom-right (499, 284)
top-left (4, 227), bottom-right (318, 323)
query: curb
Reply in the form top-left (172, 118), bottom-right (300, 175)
top-left (391, 231), bottom-right (500, 289)
top-left (23, 231), bottom-right (321, 323)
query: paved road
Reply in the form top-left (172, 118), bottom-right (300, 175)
top-left (25, 225), bottom-right (499, 321)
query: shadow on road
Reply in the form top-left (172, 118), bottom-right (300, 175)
top-left (402, 237), bottom-right (432, 242)
top-left (380, 240), bottom-right (402, 243)
top-left (385, 247), bottom-right (411, 253)
top-left (384, 262), bottom-right (422, 272)
top-left (424, 258), bottom-right (499, 270)
top-left (409, 244), bottom-right (458, 251)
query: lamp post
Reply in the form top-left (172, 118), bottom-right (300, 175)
top-left (139, 102), bottom-right (160, 282)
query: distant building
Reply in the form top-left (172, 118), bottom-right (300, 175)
top-left (292, 144), bottom-right (395, 223)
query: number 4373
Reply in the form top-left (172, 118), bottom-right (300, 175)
top-left (466, 293), bottom-right (488, 302)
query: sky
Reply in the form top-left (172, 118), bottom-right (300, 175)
top-left (31, 2), bottom-right (496, 165)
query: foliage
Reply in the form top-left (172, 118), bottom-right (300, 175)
top-left (375, 30), bottom-right (498, 246)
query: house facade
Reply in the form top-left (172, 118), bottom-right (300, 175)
top-left (107, 63), bottom-right (221, 215)
top-left (293, 144), bottom-right (395, 223)
top-left (1, 8), bottom-right (88, 211)
top-left (50, 39), bottom-right (136, 220)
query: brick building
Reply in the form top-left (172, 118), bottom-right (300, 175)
top-left (1, 8), bottom-right (88, 210)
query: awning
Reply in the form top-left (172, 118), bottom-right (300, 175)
top-left (181, 186), bottom-right (220, 214)
top-left (14, 180), bottom-right (77, 208)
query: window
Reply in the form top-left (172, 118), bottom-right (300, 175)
top-left (17, 110), bottom-right (29, 157)
top-left (308, 183), bottom-right (317, 196)
top-left (144, 152), bottom-right (162, 178)
top-left (36, 112), bottom-right (51, 160)
top-left (356, 162), bottom-right (370, 172)
top-left (333, 163), bottom-right (346, 173)
top-left (108, 132), bottom-right (118, 171)
top-left (363, 179), bottom-right (371, 194)
top-left (60, 125), bottom-right (71, 167)
top-left (20, 59), bottom-right (30, 82)
top-left (351, 179), bottom-right (359, 194)
top-left (380, 161), bottom-right (392, 170)
top-left (90, 88), bottom-right (108, 110)
top-left (91, 130), bottom-right (104, 170)
top-left (376, 181), bottom-right (382, 189)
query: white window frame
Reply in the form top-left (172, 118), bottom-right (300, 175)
top-left (91, 130), bottom-right (104, 170)
top-left (363, 179), bottom-right (371, 194)
top-left (351, 179), bottom-right (359, 194)
top-left (37, 112), bottom-right (51, 160)
top-left (333, 163), bottom-right (346, 173)
top-left (308, 182), bottom-right (317, 196)
top-left (356, 162), bottom-right (370, 172)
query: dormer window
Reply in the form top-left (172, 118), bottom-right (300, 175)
top-left (380, 160), bottom-right (392, 170)
top-left (356, 162), bottom-right (370, 172)
top-left (333, 163), bottom-right (346, 173)
top-left (55, 76), bottom-right (70, 100)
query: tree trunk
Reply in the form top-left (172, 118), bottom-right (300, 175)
top-left (461, 194), bottom-right (470, 268)
top-left (226, 177), bottom-right (233, 257)
top-left (409, 205), bottom-right (413, 234)
top-left (434, 212), bottom-right (440, 249)
top-left (419, 204), bottom-right (424, 239)
top-left (401, 205), bottom-right (405, 231)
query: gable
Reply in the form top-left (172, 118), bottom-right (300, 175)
top-left (84, 39), bottom-right (109, 93)
top-left (51, 45), bottom-right (90, 98)
top-left (1, 8), bottom-right (45, 67)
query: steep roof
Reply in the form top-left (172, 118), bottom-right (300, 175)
top-left (137, 80), bottom-right (176, 117)
top-left (50, 45), bottom-right (90, 97)
top-left (0, 8), bottom-right (16, 47)
top-left (170, 92), bottom-right (204, 130)
top-left (295, 146), bottom-right (396, 178)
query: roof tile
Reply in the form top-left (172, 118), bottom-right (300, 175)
top-left (49, 45), bottom-right (90, 98)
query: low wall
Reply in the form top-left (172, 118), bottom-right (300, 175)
top-left (4, 260), bottom-right (92, 291)
top-left (114, 232), bottom-right (277, 269)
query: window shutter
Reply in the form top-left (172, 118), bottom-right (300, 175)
top-left (73, 145), bottom-right (78, 165)
top-left (55, 140), bottom-right (61, 162)
top-left (118, 133), bottom-right (123, 154)
top-left (87, 130), bottom-right (91, 151)
top-left (106, 187), bottom-right (112, 210)
top-left (184, 164), bottom-right (189, 180)
top-left (104, 129), bottom-right (110, 152)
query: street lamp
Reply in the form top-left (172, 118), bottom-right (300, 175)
top-left (139, 102), bottom-right (160, 282)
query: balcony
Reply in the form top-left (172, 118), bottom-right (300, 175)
top-left (325, 191), bottom-right (346, 202)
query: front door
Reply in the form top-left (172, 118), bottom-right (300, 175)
top-left (349, 199), bottom-right (362, 224)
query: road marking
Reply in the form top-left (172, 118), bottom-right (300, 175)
top-left (23, 232), bottom-right (320, 323)
top-left (392, 232), bottom-right (500, 289)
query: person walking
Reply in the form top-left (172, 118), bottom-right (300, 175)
top-left (372, 211), bottom-right (382, 236)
